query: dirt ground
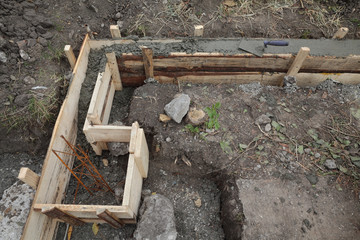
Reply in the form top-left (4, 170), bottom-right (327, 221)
top-left (1, 0), bottom-right (360, 239)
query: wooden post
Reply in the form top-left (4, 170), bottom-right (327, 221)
top-left (64, 45), bottom-right (76, 70)
top-left (110, 25), bottom-right (121, 39)
top-left (128, 121), bottom-right (140, 154)
top-left (106, 52), bottom-right (123, 90)
top-left (140, 46), bottom-right (154, 79)
top-left (96, 209), bottom-right (124, 228)
top-left (194, 25), bottom-right (204, 37)
top-left (286, 47), bottom-right (310, 76)
top-left (42, 207), bottom-right (85, 226)
top-left (332, 27), bottom-right (349, 39)
top-left (18, 167), bottom-right (40, 189)
top-left (134, 128), bottom-right (149, 178)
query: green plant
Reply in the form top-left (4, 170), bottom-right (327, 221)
top-left (28, 93), bottom-right (57, 125)
top-left (185, 124), bottom-right (200, 134)
top-left (45, 44), bottom-right (63, 62)
top-left (204, 102), bottom-right (221, 130)
top-left (220, 141), bottom-right (232, 154)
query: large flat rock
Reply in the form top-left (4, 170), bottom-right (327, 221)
top-left (237, 177), bottom-right (360, 240)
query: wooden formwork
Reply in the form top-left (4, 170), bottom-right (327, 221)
top-left (18, 25), bottom-right (360, 240)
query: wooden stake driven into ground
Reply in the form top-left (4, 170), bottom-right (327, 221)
top-left (106, 52), bottom-right (123, 90)
top-left (110, 25), bottom-right (121, 39)
top-left (332, 27), bottom-right (349, 39)
top-left (64, 45), bottom-right (76, 69)
top-left (140, 46), bottom-right (154, 79)
top-left (42, 207), bottom-right (85, 226)
top-left (194, 25), bottom-right (204, 37)
top-left (96, 209), bottom-right (125, 228)
top-left (18, 167), bottom-right (40, 189)
top-left (282, 47), bottom-right (310, 86)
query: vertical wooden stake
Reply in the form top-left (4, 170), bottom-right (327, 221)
top-left (128, 121), bottom-right (140, 154)
top-left (96, 209), bottom-right (124, 228)
top-left (106, 52), bottom-right (123, 90)
top-left (110, 25), bottom-right (121, 39)
top-left (194, 25), bottom-right (204, 37)
top-left (286, 47), bottom-right (310, 76)
top-left (332, 27), bottom-right (349, 39)
top-left (64, 45), bottom-right (76, 70)
top-left (42, 207), bottom-right (85, 226)
top-left (140, 46), bottom-right (154, 79)
top-left (18, 167), bottom-right (40, 189)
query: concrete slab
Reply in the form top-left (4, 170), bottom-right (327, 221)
top-left (237, 177), bottom-right (360, 240)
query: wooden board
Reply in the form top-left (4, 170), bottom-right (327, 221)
top-left (134, 129), bottom-right (149, 178)
top-left (21, 34), bottom-right (91, 240)
top-left (42, 207), bottom-right (85, 226)
top-left (18, 167), bottom-right (40, 189)
top-left (84, 125), bottom-right (132, 143)
top-left (34, 204), bottom-right (134, 220)
top-left (122, 155), bottom-right (143, 217)
top-left (106, 52), bottom-right (123, 90)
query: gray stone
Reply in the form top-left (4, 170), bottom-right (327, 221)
top-left (41, 32), bottom-right (54, 40)
top-left (0, 35), bottom-right (6, 48)
top-left (27, 39), bottom-right (37, 48)
top-left (39, 20), bottom-right (54, 29)
top-left (264, 123), bottom-right (271, 132)
top-left (37, 37), bottom-right (47, 47)
top-left (0, 182), bottom-right (35, 240)
top-left (14, 94), bottom-right (30, 107)
top-left (23, 76), bottom-right (35, 85)
top-left (305, 173), bottom-right (318, 185)
top-left (29, 31), bottom-right (38, 39)
top-left (255, 114), bottom-right (271, 125)
top-left (324, 159), bottom-right (337, 170)
top-left (115, 12), bottom-right (122, 19)
top-left (164, 94), bottom-right (190, 123)
top-left (304, 148), bottom-right (311, 154)
top-left (134, 194), bottom-right (177, 240)
top-left (314, 153), bottom-right (321, 158)
top-left (19, 49), bottom-right (30, 60)
top-left (36, 25), bottom-right (47, 34)
top-left (0, 51), bottom-right (7, 63)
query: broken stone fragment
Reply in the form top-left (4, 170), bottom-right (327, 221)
top-left (164, 94), bottom-right (190, 123)
top-left (23, 76), bottom-right (35, 85)
top-left (134, 194), bottom-right (177, 240)
top-left (159, 113), bottom-right (171, 123)
top-left (19, 49), bottom-right (30, 60)
top-left (324, 159), bottom-right (337, 170)
top-left (255, 114), bottom-right (271, 125)
top-left (0, 51), bottom-right (7, 63)
top-left (186, 107), bottom-right (207, 126)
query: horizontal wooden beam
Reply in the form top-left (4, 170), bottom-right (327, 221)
top-left (34, 204), bottom-right (134, 220)
top-left (84, 125), bottom-right (132, 143)
top-left (18, 167), bottom-right (40, 189)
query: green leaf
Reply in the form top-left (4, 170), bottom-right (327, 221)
top-left (92, 223), bottom-right (99, 236)
top-left (350, 156), bottom-right (360, 168)
top-left (215, 102), bottom-right (221, 109)
top-left (257, 145), bottom-right (264, 151)
top-left (271, 121), bottom-right (281, 131)
top-left (239, 143), bottom-right (248, 149)
top-left (220, 141), bottom-right (232, 154)
top-left (243, 109), bottom-right (248, 113)
top-left (284, 108), bottom-right (292, 113)
top-left (298, 145), bottom-right (304, 154)
top-left (339, 165), bottom-right (348, 174)
top-left (307, 129), bottom-right (318, 140)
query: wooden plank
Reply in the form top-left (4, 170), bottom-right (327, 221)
top-left (333, 27), bottom-right (349, 39)
top-left (34, 204), bottom-right (134, 220)
top-left (110, 25), bottom-right (121, 39)
top-left (42, 207), bottom-right (85, 226)
top-left (87, 72), bottom-right (104, 124)
top-left (134, 129), bottom-right (149, 178)
top-left (128, 122), bottom-right (140, 154)
top-left (106, 52), bottom-right (123, 90)
top-left (296, 73), bottom-right (360, 87)
top-left (96, 208), bottom-right (125, 228)
top-left (141, 46), bottom-right (154, 79)
top-left (21, 34), bottom-right (91, 240)
top-left (101, 80), bottom-right (115, 125)
top-left (64, 45), bottom-right (76, 69)
top-left (287, 47), bottom-right (310, 76)
top-left (194, 25), bottom-right (204, 37)
top-left (84, 125), bottom-right (132, 142)
top-left (18, 167), bottom-right (40, 189)
top-left (122, 155), bottom-right (143, 217)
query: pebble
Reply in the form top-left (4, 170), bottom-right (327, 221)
top-left (10, 75), bottom-right (16, 81)
top-left (314, 153), bottom-right (321, 158)
top-left (37, 37), bottom-right (47, 47)
top-left (0, 51), bottom-right (7, 63)
top-left (305, 173), bottom-right (318, 185)
top-left (115, 12), bottom-right (122, 19)
top-left (19, 49), bottom-right (30, 60)
top-left (324, 159), bottom-right (337, 170)
top-left (304, 148), bottom-right (311, 154)
top-left (265, 123), bottom-right (271, 132)
top-left (255, 114), bottom-right (271, 125)
top-left (23, 76), bottom-right (35, 84)
top-left (166, 137), bottom-right (171, 142)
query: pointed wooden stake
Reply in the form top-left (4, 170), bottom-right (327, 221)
top-left (42, 207), bottom-right (85, 226)
top-left (96, 208), bottom-right (124, 228)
